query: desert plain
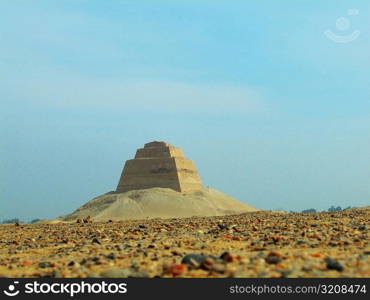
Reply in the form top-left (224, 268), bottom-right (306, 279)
top-left (0, 209), bottom-right (369, 278)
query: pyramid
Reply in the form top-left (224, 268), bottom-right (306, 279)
top-left (116, 141), bottom-right (203, 193)
top-left (60, 141), bottom-right (259, 221)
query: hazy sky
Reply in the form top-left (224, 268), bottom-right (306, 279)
top-left (1, 0), bottom-right (370, 221)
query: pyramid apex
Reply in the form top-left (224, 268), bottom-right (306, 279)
top-left (144, 141), bottom-right (171, 148)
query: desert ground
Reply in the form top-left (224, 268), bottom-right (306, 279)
top-left (0, 209), bottom-right (369, 278)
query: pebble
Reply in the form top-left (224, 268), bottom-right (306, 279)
top-left (324, 257), bottom-right (344, 272)
top-left (38, 262), bottom-right (52, 268)
top-left (92, 238), bottom-right (101, 244)
top-left (106, 253), bottom-right (116, 260)
top-left (169, 264), bottom-right (187, 276)
top-left (220, 251), bottom-right (234, 262)
top-left (265, 253), bottom-right (283, 265)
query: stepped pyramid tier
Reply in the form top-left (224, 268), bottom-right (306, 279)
top-left (116, 141), bottom-right (203, 193)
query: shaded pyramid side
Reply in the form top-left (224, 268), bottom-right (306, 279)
top-left (116, 157), bottom-right (182, 192)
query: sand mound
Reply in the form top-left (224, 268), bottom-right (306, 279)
top-left (61, 187), bottom-right (258, 221)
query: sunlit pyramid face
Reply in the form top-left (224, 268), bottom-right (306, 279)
top-left (116, 141), bottom-right (203, 193)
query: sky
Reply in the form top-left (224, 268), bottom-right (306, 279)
top-left (1, 0), bottom-right (370, 221)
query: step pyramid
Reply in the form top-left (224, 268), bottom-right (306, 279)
top-left (116, 141), bottom-right (203, 193)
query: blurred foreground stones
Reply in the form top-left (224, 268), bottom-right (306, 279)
top-left (0, 209), bottom-right (369, 278)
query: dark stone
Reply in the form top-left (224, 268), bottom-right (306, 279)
top-left (92, 238), bottom-right (101, 244)
top-left (220, 251), bottom-right (233, 262)
top-left (106, 253), bottom-right (116, 260)
top-left (38, 262), bottom-right (52, 268)
top-left (90, 257), bottom-right (100, 263)
top-left (115, 245), bottom-right (124, 251)
top-left (265, 256), bottom-right (282, 264)
top-left (324, 257), bottom-right (344, 272)
top-left (218, 224), bottom-right (228, 230)
top-left (265, 253), bottom-right (283, 265)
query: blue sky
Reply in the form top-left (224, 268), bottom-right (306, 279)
top-left (1, 0), bottom-right (370, 220)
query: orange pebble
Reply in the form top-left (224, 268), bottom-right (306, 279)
top-left (169, 264), bottom-right (187, 277)
top-left (311, 253), bottom-right (322, 258)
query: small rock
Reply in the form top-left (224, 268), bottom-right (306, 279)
top-left (169, 264), bottom-right (187, 276)
top-left (220, 252), bottom-right (234, 262)
top-left (324, 257), bottom-right (344, 272)
top-left (265, 252), bottom-right (283, 264)
top-left (171, 249), bottom-right (182, 256)
top-left (106, 253), bottom-right (116, 260)
top-left (92, 238), bottom-right (101, 244)
top-left (22, 260), bottom-right (32, 266)
top-left (358, 225), bottom-right (366, 231)
top-left (218, 224), bottom-right (228, 230)
top-left (38, 262), bottom-right (52, 268)
top-left (115, 245), bottom-right (124, 251)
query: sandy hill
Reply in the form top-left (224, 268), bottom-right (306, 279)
top-left (60, 187), bottom-right (258, 221)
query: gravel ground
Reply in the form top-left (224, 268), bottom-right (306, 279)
top-left (0, 210), bottom-right (369, 278)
